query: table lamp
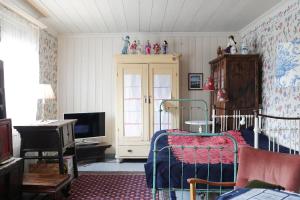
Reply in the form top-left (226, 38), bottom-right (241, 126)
top-left (38, 84), bottom-right (55, 121)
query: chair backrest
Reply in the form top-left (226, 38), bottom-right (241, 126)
top-left (236, 146), bottom-right (300, 192)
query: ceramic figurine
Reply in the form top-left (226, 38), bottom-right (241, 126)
top-left (162, 40), bottom-right (168, 54)
top-left (153, 43), bottom-right (161, 54)
top-left (136, 40), bottom-right (142, 54)
top-left (130, 40), bottom-right (137, 54)
top-left (122, 35), bottom-right (130, 54)
top-left (240, 42), bottom-right (249, 54)
top-left (224, 35), bottom-right (237, 54)
top-left (145, 40), bottom-right (151, 55)
top-left (217, 46), bottom-right (223, 56)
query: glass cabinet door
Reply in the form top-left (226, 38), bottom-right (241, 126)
top-left (117, 64), bottom-right (148, 144)
top-left (124, 73), bottom-right (142, 137)
top-left (149, 64), bottom-right (178, 137)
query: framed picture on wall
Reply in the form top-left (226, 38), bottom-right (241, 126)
top-left (188, 73), bottom-right (203, 90)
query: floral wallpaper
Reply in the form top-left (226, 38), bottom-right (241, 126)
top-left (240, 0), bottom-right (300, 147)
top-left (36, 30), bottom-right (58, 120)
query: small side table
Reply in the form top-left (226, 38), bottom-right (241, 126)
top-left (185, 120), bottom-right (213, 132)
top-left (14, 120), bottom-right (78, 178)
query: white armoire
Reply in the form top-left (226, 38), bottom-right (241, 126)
top-left (115, 54), bottom-right (180, 161)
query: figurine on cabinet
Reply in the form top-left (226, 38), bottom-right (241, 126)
top-left (136, 40), bottom-right (142, 54)
top-left (217, 46), bottom-right (223, 56)
top-left (162, 40), bottom-right (168, 54)
top-left (145, 40), bottom-right (151, 55)
top-left (122, 35), bottom-right (130, 54)
top-left (224, 35), bottom-right (237, 54)
top-left (153, 43), bottom-right (161, 54)
top-left (240, 42), bottom-right (249, 54)
top-left (130, 40), bottom-right (137, 54)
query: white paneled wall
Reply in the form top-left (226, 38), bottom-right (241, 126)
top-left (58, 32), bottom-right (236, 153)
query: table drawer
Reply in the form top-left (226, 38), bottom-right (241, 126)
top-left (118, 145), bottom-right (149, 157)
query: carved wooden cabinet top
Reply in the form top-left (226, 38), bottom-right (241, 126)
top-left (209, 54), bottom-right (260, 65)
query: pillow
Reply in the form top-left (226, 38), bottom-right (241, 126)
top-left (246, 180), bottom-right (285, 190)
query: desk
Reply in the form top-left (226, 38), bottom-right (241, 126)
top-left (185, 120), bottom-right (213, 132)
top-left (217, 188), bottom-right (300, 200)
top-left (14, 120), bottom-right (78, 178)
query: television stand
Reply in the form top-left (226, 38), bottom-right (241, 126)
top-left (76, 141), bottom-right (99, 146)
top-left (76, 142), bottom-right (111, 163)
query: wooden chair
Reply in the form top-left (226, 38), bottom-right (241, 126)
top-left (187, 146), bottom-right (300, 200)
top-left (22, 173), bottom-right (71, 200)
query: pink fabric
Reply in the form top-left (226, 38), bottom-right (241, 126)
top-left (236, 146), bottom-right (300, 193)
top-left (167, 130), bottom-right (248, 164)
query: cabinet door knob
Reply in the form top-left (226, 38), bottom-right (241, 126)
top-left (127, 149), bottom-right (132, 153)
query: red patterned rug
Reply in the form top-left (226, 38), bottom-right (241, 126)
top-left (68, 172), bottom-right (153, 200)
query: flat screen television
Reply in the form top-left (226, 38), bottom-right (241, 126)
top-left (0, 119), bottom-right (13, 164)
top-left (64, 112), bottom-right (105, 140)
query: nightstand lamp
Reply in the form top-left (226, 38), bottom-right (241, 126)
top-left (38, 84), bottom-right (55, 122)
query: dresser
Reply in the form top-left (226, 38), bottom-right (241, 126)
top-left (209, 54), bottom-right (261, 116)
top-left (0, 158), bottom-right (23, 200)
top-left (115, 54), bottom-right (180, 161)
top-left (14, 120), bottom-right (78, 177)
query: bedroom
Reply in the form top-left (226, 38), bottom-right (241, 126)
top-left (0, 0), bottom-right (299, 199)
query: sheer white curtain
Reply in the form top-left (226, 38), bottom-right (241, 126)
top-left (0, 6), bottom-right (39, 125)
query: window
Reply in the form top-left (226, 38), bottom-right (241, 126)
top-left (0, 7), bottom-right (39, 125)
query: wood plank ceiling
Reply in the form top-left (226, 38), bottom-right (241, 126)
top-left (30, 0), bottom-right (280, 33)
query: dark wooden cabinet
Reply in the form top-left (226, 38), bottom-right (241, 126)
top-left (14, 120), bottom-right (78, 178)
top-left (0, 158), bottom-right (23, 200)
top-left (0, 60), bottom-right (6, 119)
top-left (209, 54), bottom-right (261, 116)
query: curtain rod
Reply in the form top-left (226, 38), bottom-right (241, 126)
top-left (0, 0), bottom-right (47, 29)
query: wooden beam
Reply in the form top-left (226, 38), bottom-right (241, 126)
top-left (0, 0), bottom-right (47, 29)
top-left (26, 0), bottom-right (48, 18)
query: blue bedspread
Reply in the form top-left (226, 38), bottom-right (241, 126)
top-left (144, 128), bottom-right (292, 190)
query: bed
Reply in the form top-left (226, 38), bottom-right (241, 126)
top-left (144, 99), bottom-right (300, 200)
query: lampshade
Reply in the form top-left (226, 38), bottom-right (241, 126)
top-left (217, 88), bottom-right (229, 102)
top-left (38, 84), bottom-right (55, 100)
top-left (203, 77), bottom-right (215, 91)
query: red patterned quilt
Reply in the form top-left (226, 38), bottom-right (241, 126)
top-left (167, 130), bottom-right (248, 164)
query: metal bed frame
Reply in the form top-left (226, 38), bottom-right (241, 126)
top-left (253, 111), bottom-right (300, 153)
top-left (211, 107), bottom-right (300, 153)
top-left (151, 100), bottom-right (300, 199)
top-left (159, 98), bottom-right (209, 133)
top-left (152, 99), bottom-right (239, 200)
top-left (152, 132), bottom-right (238, 200)
top-left (211, 107), bottom-right (256, 133)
